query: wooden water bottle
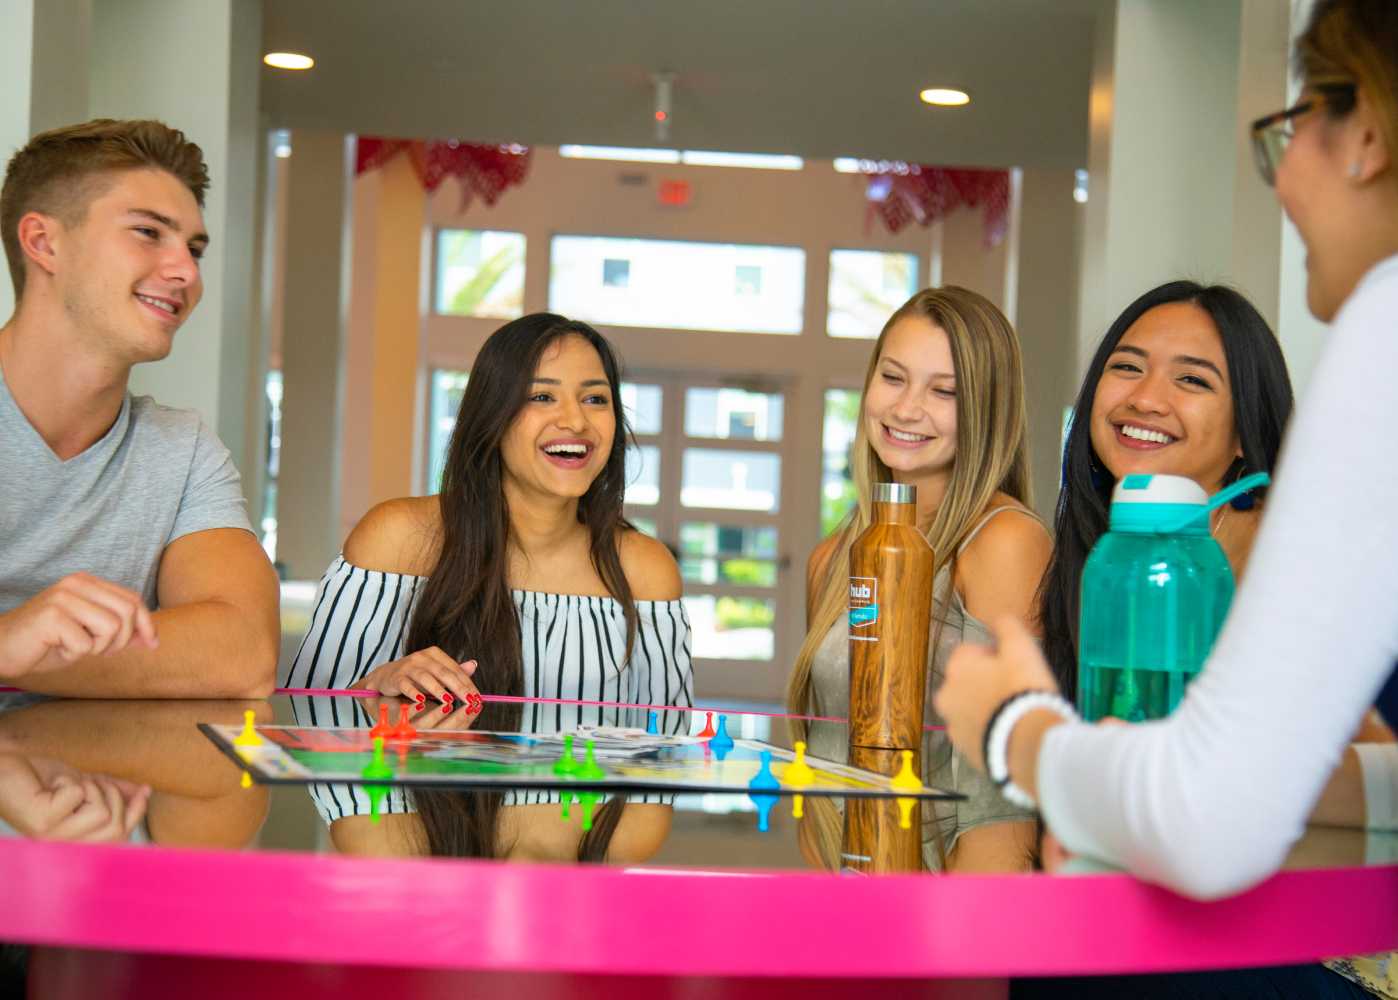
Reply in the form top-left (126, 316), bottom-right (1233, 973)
top-left (847, 482), bottom-right (935, 752)
top-left (843, 482), bottom-right (934, 872)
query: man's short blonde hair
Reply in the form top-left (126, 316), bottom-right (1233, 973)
top-left (1, 118), bottom-right (209, 298)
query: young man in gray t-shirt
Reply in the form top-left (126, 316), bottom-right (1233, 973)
top-left (0, 120), bottom-right (278, 697)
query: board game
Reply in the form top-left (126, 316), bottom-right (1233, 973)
top-left (200, 715), bottom-right (961, 804)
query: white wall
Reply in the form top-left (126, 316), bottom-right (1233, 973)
top-left (90, 0), bottom-right (263, 484)
top-left (0, 0), bottom-right (93, 323)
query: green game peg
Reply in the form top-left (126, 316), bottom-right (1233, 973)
top-left (553, 733), bottom-right (580, 777)
top-left (360, 736), bottom-right (395, 824)
top-left (577, 790), bottom-right (601, 832)
top-left (575, 739), bottom-right (607, 781)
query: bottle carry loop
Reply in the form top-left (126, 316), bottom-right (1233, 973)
top-left (1157, 472), bottom-right (1271, 534)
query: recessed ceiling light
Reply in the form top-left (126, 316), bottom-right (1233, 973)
top-left (920, 88), bottom-right (970, 107)
top-left (264, 52), bottom-right (314, 71)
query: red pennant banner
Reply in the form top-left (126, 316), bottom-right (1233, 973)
top-left (864, 165), bottom-right (1011, 248)
top-left (354, 136), bottom-right (533, 211)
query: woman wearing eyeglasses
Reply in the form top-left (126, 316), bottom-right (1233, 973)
top-left (934, 0), bottom-right (1398, 995)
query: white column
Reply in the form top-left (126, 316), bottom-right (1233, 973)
top-left (1277, 0), bottom-right (1328, 399)
top-left (1016, 168), bottom-right (1084, 519)
top-left (275, 131), bottom-right (349, 580)
top-left (1078, 1), bottom-right (1316, 389)
top-left (89, 0), bottom-right (263, 479)
top-left (0, 0), bottom-right (93, 322)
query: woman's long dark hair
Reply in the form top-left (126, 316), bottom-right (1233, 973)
top-left (406, 313), bottom-right (636, 860)
top-left (1038, 281), bottom-right (1294, 700)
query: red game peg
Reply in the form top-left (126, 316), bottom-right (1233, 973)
top-left (389, 703), bottom-right (418, 741)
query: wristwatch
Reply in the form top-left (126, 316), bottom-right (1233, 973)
top-left (983, 690), bottom-right (1079, 810)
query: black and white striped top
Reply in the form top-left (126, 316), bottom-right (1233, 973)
top-left (285, 556), bottom-right (695, 825)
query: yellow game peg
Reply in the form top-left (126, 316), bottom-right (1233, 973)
top-left (889, 749), bottom-right (923, 831)
top-left (241, 771), bottom-right (252, 789)
top-left (783, 740), bottom-right (816, 819)
top-left (233, 710), bottom-right (263, 748)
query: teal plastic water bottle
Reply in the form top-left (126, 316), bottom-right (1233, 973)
top-left (1078, 472), bottom-right (1267, 722)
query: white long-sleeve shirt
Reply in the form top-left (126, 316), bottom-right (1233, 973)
top-left (1038, 254), bottom-right (1398, 900)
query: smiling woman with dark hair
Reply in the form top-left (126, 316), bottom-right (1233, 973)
top-left (285, 313), bottom-right (694, 863)
top-left (935, 0), bottom-right (1398, 994)
top-left (1040, 280), bottom-right (1293, 701)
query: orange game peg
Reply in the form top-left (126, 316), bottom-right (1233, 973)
top-left (389, 703), bottom-right (418, 741)
top-left (697, 711), bottom-right (716, 739)
top-left (369, 703), bottom-right (393, 740)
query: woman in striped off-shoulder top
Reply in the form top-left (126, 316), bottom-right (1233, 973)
top-left (285, 314), bottom-right (694, 862)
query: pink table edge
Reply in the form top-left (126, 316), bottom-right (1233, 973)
top-left (4, 838), bottom-right (1396, 979)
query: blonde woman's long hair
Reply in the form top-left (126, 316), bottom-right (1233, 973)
top-left (786, 286), bottom-right (1033, 868)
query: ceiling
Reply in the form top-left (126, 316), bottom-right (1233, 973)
top-left (260, 0), bottom-right (1098, 170)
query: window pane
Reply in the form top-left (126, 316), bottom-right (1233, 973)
top-left (822, 389), bottom-right (861, 535)
top-left (678, 522), bottom-right (779, 588)
top-left (681, 449), bottom-right (781, 512)
top-left (827, 249), bottom-right (918, 339)
top-left (625, 444), bottom-right (660, 506)
top-left (260, 371), bottom-right (283, 559)
top-left (684, 388), bottom-right (783, 442)
top-left (549, 236), bottom-right (805, 335)
top-left (628, 516), bottom-right (658, 538)
top-left (434, 230), bottom-right (525, 319)
top-left (684, 595), bottom-right (775, 661)
top-left (620, 382), bottom-right (662, 436)
top-left (678, 522), bottom-right (778, 559)
top-left (429, 370), bottom-right (470, 492)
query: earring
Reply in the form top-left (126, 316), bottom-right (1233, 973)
top-left (1228, 459), bottom-right (1257, 511)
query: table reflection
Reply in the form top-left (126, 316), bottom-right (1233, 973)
top-left (0, 694), bottom-right (269, 848)
top-left (0, 693), bottom-right (1392, 889)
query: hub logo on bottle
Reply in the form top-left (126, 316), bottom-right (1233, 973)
top-left (849, 576), bottom-right (879, 640)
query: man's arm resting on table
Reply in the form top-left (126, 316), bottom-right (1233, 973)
top-left (19, 528), bottom-right (279, 698)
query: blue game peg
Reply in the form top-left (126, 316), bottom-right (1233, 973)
top-left (748, 749), bottom-right (781, 832)
top-left (646, 710), bottom-right (658, 735)
top-left (709, 713), bottom-right (735, 758)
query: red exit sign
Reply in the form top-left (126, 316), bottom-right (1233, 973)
top-left (658, 179), bottom-right (691, 206)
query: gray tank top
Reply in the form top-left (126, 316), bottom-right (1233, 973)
top-left (805, 506), bottom-right (1038, 870)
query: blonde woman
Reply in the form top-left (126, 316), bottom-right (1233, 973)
top-left (789, 286), bottom-right (1052, 873)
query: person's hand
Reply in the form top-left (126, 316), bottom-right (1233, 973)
top-left (933, 615), bottom-right (1060, 772)
top-left (358, 647), bottom-right (480, 706)
top-left (0, 573), bottom-right (158, 680)
top-left (360, 691), bottom-right (484, 733)
top-left (0, 753), bottom-right (151, 841)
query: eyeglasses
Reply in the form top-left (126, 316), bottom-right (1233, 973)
top-left (1249, 84), bottom-right (1356, 186)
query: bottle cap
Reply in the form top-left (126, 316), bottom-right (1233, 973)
top-left (1109, 474), bottom-right (1208, 534)
top-left (872, 482), bottom-right (915, 504)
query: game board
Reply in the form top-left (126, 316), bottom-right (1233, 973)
top-left (200, 717), bottom-right (961, 804)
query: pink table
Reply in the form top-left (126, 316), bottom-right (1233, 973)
top-left (5, 834), bottom-right (1397, 999)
